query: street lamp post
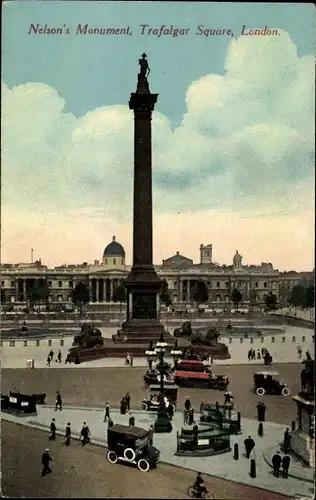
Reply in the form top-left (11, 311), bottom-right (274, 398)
top-left (145, 334), bottom-right (182, 433)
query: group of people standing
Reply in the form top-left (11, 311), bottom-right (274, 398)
top-left (248, 347), bottom-right (272, 364)
top-left (120, 392), bottom-right (131, 414)
top-left (272, 451), bottom-right (291, 478)
top-left (46, 349), bottom-right (62, 367)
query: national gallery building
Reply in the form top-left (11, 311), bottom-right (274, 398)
top-left (0, 236), bottom-right (314, 307)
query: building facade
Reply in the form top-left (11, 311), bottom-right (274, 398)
top-left (0, 236), bottom-right (314, 307)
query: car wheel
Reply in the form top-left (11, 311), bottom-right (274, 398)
top-left (140, 402), bottom-right (148, 411)
top-left (124, 447), bottom-right (136, 461)
top-left (107, 451), bottom-right (118, 464)
top-left (256, 387), bottom-right (265, 396)
top-left (282, 387), bottom-right (290, 396)
top-left (137, 458), bottom-right (150, 472)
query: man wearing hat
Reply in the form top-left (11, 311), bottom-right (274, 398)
top-left (65, 422), bottom-right (71, 446)
top-left (49, 418), bottom-right (56, 441)
top-left (41, 448), bottom-right (52, 476)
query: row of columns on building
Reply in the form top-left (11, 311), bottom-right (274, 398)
top-left (177, 279), bottom-right (277, 302)
top-left (9, 277), bottom-right (278, 303)
top-left (90, 278), bottom-right (125, 303)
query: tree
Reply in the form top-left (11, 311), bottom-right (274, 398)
top-left (37, 279), bottom-right (50, 310)
top-left (192, 281), bottom-right (208, 307)
top-left (303, 286), bottom-right (315, 309)
top-left (160, 280), bottom-right (172, 308)
top-left (250, 288), bottom-right (257, 309)
top-left (289, 285), bottom-right (306, 309)
top-left (73, 282), bottom-right (90, 316)
top-left (112, 282), bottom-right (127, 324)
top-left (231, 288), bottom-right (242, 311)
top-left (27, 280), bottom-right (49, 311)
top-left (265, 292), bottom-right (277, 310)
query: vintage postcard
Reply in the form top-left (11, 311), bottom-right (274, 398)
top-left (1, 1), bottom-right (315, 498)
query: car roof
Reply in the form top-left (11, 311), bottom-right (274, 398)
top-left (254, 371), bottom-right (280, 376)
top-left (108, 424), bottom-right (148, 439)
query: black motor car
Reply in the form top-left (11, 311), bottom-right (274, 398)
top-left (107, 424), bottom-right (160, 472)
top-left (253, 371), bottom-right (290, 396)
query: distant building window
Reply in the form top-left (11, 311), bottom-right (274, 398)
top-left (11, 281), bottom-right (14, 287)
top-left (174, 281), bottom-right (177, 288)
top-left (264, 282), bottom-right (268, 288)
top-left (69, 280), bottom-right (73, 288)
top-left (113, 258), bottom-right (116, 266)
top-left (58, 295), bottom-right (63, 302)
top-left (225, 282), bottom-right (229, 287)
top-left (1, 281), bottom-right (4, 287)
top-left (207, 282), bottom-right (211, 286)
top-left (48, 281), bottom-right (52, 287)
top-left (58, 281), bottom-right (62, 288)
top-left (216, 282), bottom-right (220, 288)
top-left (255, 282), bottom-right (258, 288)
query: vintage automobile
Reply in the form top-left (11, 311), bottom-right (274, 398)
top-left (174, 370), bottom-right (229, 390)
top-left (175, 359), bottom-right (211, 373)
top-left (253, 371), bottom-right (290, 396)
top-left (140, 383), bottom-right (178, 411)
top-left (106, 424), bottom-right (160, 472)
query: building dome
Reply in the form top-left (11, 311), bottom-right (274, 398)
top-left (103, 236), bottom-right (125, 257)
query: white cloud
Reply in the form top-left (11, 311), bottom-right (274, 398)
top-left (1, 30), bottom-right (314, 268)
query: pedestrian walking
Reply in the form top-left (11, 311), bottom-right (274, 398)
top-left (256, 349), bottom-right (261, 360)
top-left (148, 424), bottom-right (154, 446)
top-left (65, 422), bottom-right (71, 446)
top-left (188, 407), bottom-right (194, 425)
top-left (41, 448), bottom-right (52, 477)
top-left (49, 349), bottom-right (54, 361)
top-left (215, 401), bottom-right (220, 411)
top-left (65, 354), bottom-right (71, 364)
top-left (130, 355), bottom-right (133, 367)
top-left (125, 393), bottom-right (131, 411)
top-left (248, 349), bottom-right (252, 361)
top-left (57, 350), bottom-right (62, 363)
top-left (120, 397), bottom-right (127, 415)
top-left (46, 355), bottom-right (51, 367)
top-left (184, 397), bottom-right (191, 411)
top-left (49, 418), bottom-right (56, 441)
top-left (55, 391), bottom-right (62, 411)
top-left (128, 412), bottom-right (135, 426)
top-left (167, 402), bottom-right (174, 420)
top-left (244, 435), bottom-right (255, 458)
top-left (281, 453), bottom-right (291, 478)
top-left (224, 391), bottom-right (230, 405)
top-left (183, 409), bottom-right (189, 425)
top-left (261, 347), bottom-right (266, 357)
top-left (283, 428), bottom-right (291, 453)
top-left (80, 422), bottom-right (90, 446)
top-left (192, 422), bottom-right (199, 445)
top-left (297, 345), bottom-right (302, 360)
top-left (103, 402), bottom-right (110, 422)
top-left (272, 451), bottom-right (282, 477)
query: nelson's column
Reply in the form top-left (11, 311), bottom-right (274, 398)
top-left (116, 53), bottom-right (167, 341)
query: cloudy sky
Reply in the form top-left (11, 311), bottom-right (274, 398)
top-left (1, 1), bottom-right (315, 270)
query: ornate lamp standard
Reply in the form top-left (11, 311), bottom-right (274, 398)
top-left (145, 334), bottom-right (182, 433)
